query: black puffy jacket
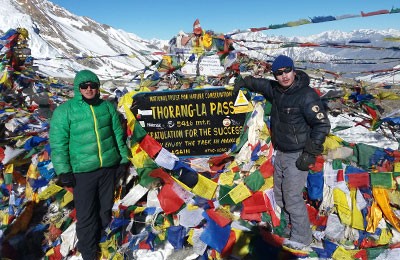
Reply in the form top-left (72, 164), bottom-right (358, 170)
top-left (241, 70), bottom-right (330, 152)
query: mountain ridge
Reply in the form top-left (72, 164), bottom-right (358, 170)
top-left (0, 0), bottom-right (399, 84)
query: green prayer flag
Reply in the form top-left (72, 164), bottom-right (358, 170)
top-left (219, 185), bottom-right (236, 205)
top-left (370, 172), bottom-right (394, 189)
top-left (244, 170), bottom-right (265, 191)
top-left (230, 113), bottom-right (252, 154)
top-left (366, 246), bottom-right (388, 259)
top-left (332, 159), bottom-right (343, 170)
top-left (131, 121), bottom-right (148, 145)
top-left (136, 159), bottom-right (159, 188)
top-left (332, 125), bottom-right (352, 132)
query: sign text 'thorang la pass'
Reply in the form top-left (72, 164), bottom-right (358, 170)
top-left (131, 88), bottom-right (249, 157)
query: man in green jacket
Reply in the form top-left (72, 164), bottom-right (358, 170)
top-left (50, 70), bottom-right (129, 259)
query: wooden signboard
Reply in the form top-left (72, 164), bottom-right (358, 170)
top-left (131, 88), bottom-right (248, 157)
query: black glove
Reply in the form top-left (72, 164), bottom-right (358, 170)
top-left (304, 139), bottom-right (323, 156)
top-left (233, 75), bottom-right (246, 94)
top-left (116, 163), bottom-right (130, 181)
top-left (58, 173), bottom-right (75, 187)
top-left (296, 152), bottom-right (316, 171)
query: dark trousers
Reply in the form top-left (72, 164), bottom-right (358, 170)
top-left (73, 166), bottom-right (116, 260)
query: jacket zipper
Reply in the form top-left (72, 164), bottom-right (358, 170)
top-left (90, 105), bottom-right (103, 167)
top-left (292, 125), bottom-right (299, 144)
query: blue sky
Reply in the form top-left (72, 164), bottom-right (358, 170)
top-left (50, 0), bottom-right (399, 40)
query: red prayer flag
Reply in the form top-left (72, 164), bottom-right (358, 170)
top-left (362, 104), bottom-right (378, 120)
top-left (240, 211), bottom-right (262, 222)
top-left (347, 172), bottom-right (370, 188)
top-left (307, 204), bottom-right (328, 227)
top-left (139, 134), bottom-right (162, 158)
top-left (139, 240), bottom-right (151, 249)
top-left (206, 209), bottom-right (232, 227)
top-left (310, 155), bottom-right (324, 172)
top-left (208, 153), bottom-right (233, 171)
top-left (157, 184), bottom-right (185, 214)
top-left (353, 249), bottom-right (367, 260)
top-left (337, 169), bottom-right (344, 182)
top-left (221, 230), bottom-right (236, 257)
top-left (259, 159), bottom-right (274, 178)
top-left (242, 191), bottom-right (267, 214)
top-left (48, 244), bottom-right (62, 260)
top-left (149, 168), bottom-right (175, 185)
top-left (264, 194), bottom-right (280, 227)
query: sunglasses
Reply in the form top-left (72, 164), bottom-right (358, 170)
top-left (79, 81), bottom-right (100, 89)
top-left (273, 67), bottom-right (293, 76)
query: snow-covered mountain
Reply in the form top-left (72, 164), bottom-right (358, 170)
top-left (233, 29), bottom-right (400, 83)
top-left (0, 0), bottom-right (168, 80)
top-left (0, 0), bottom-right (399, 83)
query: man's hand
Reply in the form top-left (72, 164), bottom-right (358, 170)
top-left (58, 173), bottom-right (75, 187)
top-left (116, 163), bottom-right (130, 181)
top-left (304, 139), bottom-right (323, 155)
top-left (296, 152), bottom-right (316, 171)
top-left (233, 76), bottom-right (246, 94)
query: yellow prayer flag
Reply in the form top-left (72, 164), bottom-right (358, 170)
top-left (350, 189), bottom-right (364, 230)
top-left (332, 246), bottom-right (354, 260)
top-left (3, 214), bottom-right (9, 225)
top-left (5, 164), bottom-right (14, 174)
top-left (187, 228), bottom-right (195, 245)
top-left (55, 218), bottom-right (64, 229)
top-left (227, 161), bottom-right (239, 171)
top-left (60, 191), bottom-right (73, 208)
top-left (394, 162), bottom-right (400, 172)
top-left (373, 188), bottom-right (400, 232)
top-left (228, 183), bottom-right (252, 204)
top-left (192, 174), bottom-right (218, 200)
top-left (158, 230), bottom-right (166, 241)
top-left (374, 91), bottom-right (400, 100)
top-left (99, 235), bottom-right (118, 259)
top-left (377, 228), bottom-right (393, 245)
top-left (27, 163), bottom-right (40, 179)
top-left (366, 201), bottom-right (383, 233)
top-left (324, 134), bottom-right (344, 152)
top-left (45, 248), bottom-right (55, 256)
top-left (333, 187), bottom-right (352, 225)
top-left (259, 177), bottom-right (274, 191)
top-left (25, 182), bottom-right (34, 201)
top-left (38, 184), bottom-right (63, 200)
top-left (129, 144), bottom-right (148, 168)
top-left (186, 204), bottom-right (199, 210)
top-left (111, 253), bottom-right (124, 260)
top-left (133, 207), bottom-right (146, 214)
top-left (171, 176), bottom-right (192, 191)
top-left (202, 33), bottom-right (213, 49)
top-left (219, 170), bottom-right (235, 186)
top-left (388, 190), bottom-right (400, 207)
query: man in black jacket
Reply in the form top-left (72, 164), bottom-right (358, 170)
top-left (234, 55), bottom-right (330, 249)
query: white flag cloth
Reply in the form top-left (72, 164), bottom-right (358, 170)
top-left (60, 221), bottom-right (78, 257)
top-left (2, 145), bottom-right (25, 164)
top-left (120, 184), bottom-right (149, 206)
top-left (154, 148), bottom-right (179, 170)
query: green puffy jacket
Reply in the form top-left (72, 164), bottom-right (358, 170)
top-left (49, 88), bottom-right (129, 175)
